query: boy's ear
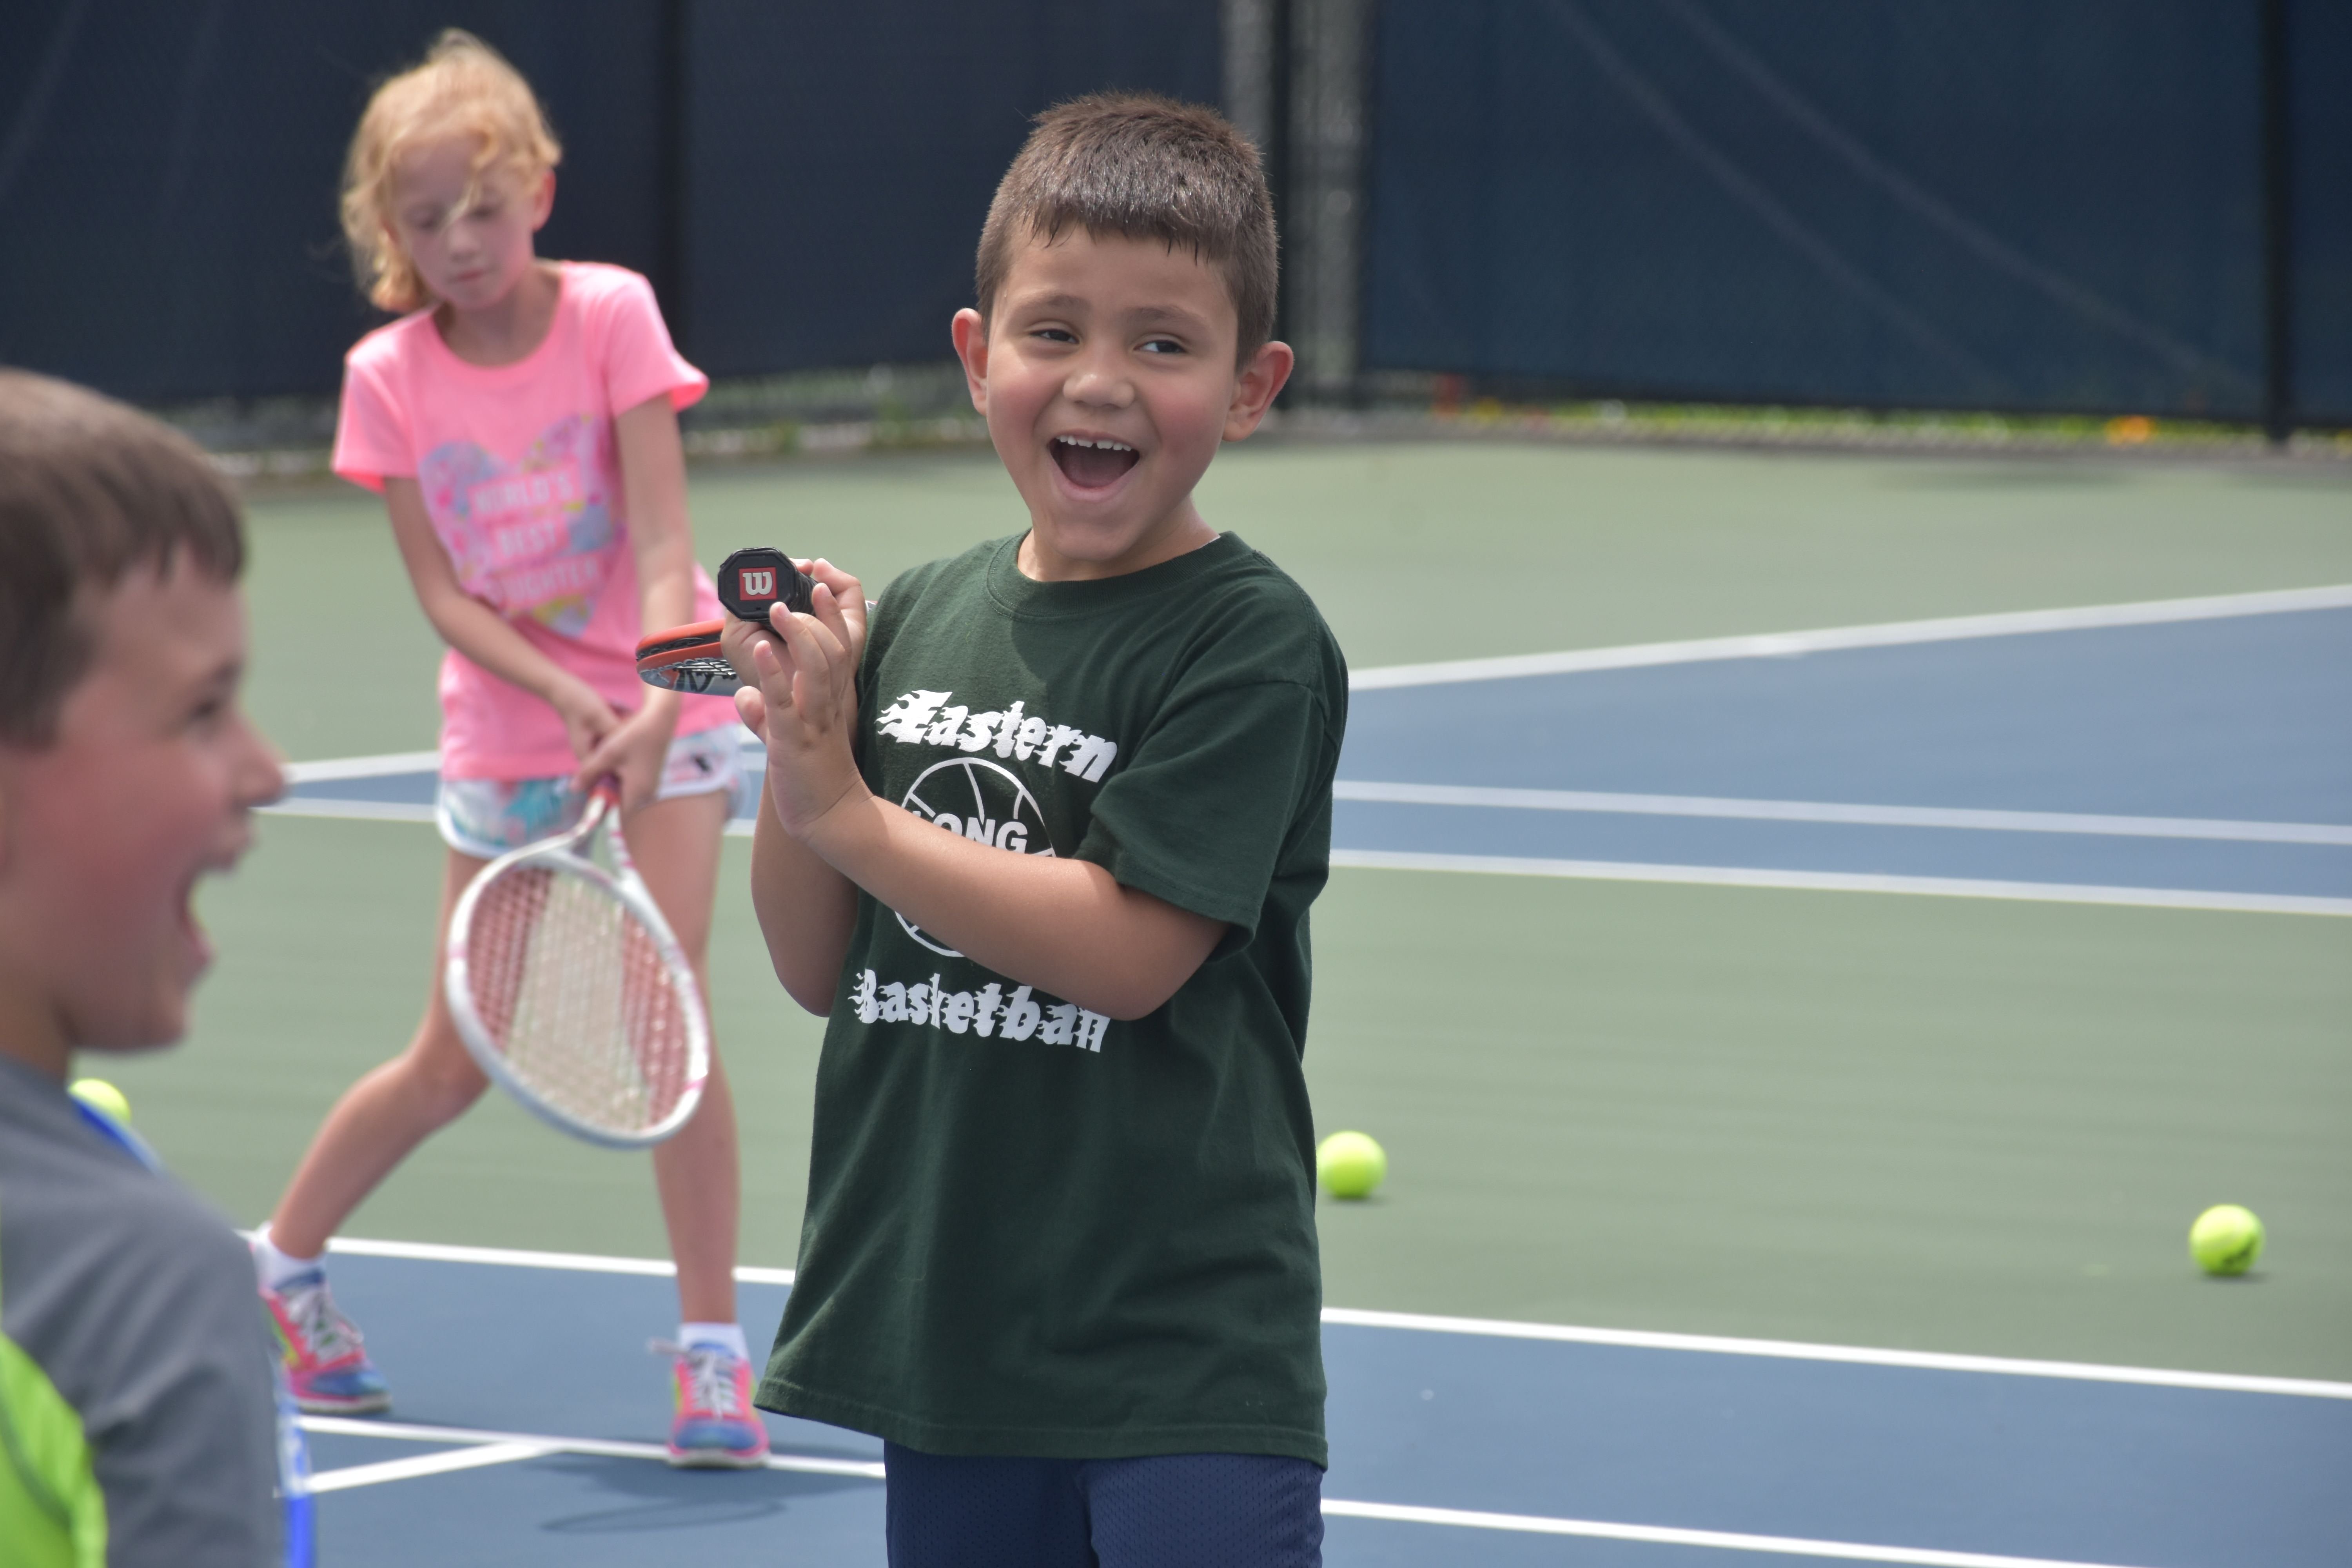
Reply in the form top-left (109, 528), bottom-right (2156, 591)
top-left (529, 169), bottom-right (556, 232)
top-left (950, 309), bottom-right (990, 416)
top-left (1223, 339), bottom-right (1294, 442)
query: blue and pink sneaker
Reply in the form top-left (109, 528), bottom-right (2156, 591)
top-left (261, 1267), bottom-right (392, 1415)
top-left (652, 1338), bottom-right (771, 1468)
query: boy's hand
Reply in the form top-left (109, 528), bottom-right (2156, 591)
top-left (735, 580), bottom-right (868, 840)
top-left (719, 558), bottom-right (867, 692)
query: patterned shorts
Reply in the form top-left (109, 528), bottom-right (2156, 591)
top-left (436, 726), bottom-right (744, 860)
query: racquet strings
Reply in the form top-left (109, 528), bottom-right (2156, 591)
top-left (460, 862), bottom-right (697, 1138)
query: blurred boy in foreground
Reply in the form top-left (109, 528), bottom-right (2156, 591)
top-left (0, 370), bottom-right (301, 1566)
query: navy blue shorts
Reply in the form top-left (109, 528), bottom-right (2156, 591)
top-left (883, 1443), bottom-right (1324, 1568)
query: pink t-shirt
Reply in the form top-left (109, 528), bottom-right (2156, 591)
top-left (332, 261), bottom-right (733, 779)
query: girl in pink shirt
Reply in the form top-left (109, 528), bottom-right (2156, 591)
top-left (249, 31), bottom-right (768, 1468)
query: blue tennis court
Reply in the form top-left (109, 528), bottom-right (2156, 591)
top-left (276, 586), bottom-right (2352, 913)
top-left (296, 1244), bottom-right (2352, 1568)
top-left (267, 584), bottom-right (2352, 1566)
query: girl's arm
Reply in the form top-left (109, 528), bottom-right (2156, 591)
top-left (382, 477), bottom-right (616, 758)
top-left (570, 392), bottom-right (702, 806)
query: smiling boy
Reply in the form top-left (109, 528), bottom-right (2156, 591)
top-left (0, 371), bottom-right (294, 1566)
top-left (727, 96), bottom-right (1345, 1564)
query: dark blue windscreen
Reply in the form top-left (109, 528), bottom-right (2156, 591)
top-left (0, 1), bottom-right (1214, 399)
top-left (0, 1), bottom-right (668, 402)
top-left (1363, 0), bottom-right (2273, 418)
top-left (679, 1), bottom-right (1218, 376)
top-left (2288, 0), bottom-right (2352, 424)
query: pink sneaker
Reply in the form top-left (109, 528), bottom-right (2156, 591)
top-left (652, 1338), bottom-right (770, 1468)
top-left (261, 1267), bottom-right (390, 1414)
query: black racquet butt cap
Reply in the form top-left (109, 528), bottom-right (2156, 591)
top-left (717, 546), bottom-right (815, 625)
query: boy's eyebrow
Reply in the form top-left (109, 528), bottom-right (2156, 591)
top-left (1012, 295), bottom-right (1212, 331)
top-left (1125, 304), bottom-right (1211, 329)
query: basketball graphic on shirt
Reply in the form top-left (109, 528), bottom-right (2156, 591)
top-left (898, 757), bottom-right (1054, 956)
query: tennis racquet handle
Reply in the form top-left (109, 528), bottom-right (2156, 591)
top-left (716, 546), bottom-right (815, 626)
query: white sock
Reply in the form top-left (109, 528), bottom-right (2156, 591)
top-left (251, 1223), bottom-right (324, 1290)
top-left (679, 1321), bottom-right (749, 1360)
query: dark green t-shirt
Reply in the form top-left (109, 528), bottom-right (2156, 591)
top-left (757, 531), bottom-right (1347, 1466)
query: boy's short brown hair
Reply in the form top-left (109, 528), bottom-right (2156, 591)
top-left (0, 370), bottom-right (245, 746)
top-left (975, 93), bottom-right (1279, 361)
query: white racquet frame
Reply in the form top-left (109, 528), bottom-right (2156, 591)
top-left (444, 778), bottom-right (711, 1149)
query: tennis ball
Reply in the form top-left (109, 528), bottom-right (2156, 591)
top-left (69, 1078), bottom-right (132, 1125)
top-left (1317, 1131), bottom-right (1387, 1200)
top-left (2189, 1204), bottom-right (2264, 1276)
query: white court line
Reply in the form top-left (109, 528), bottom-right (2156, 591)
top-left (318, 1237), bottom-right (2352, 1401)
top-left (1350, 583), bottom-right (2352, 690)
top-left (1319, 1499), bottom-right (2151, 1568)
top-left (307, 1439), bottom-right (553, 1494)
top-left (299, 1415), bottom-right (884, 1481)
top-left (1319, 1309), bottom-right (2352, 1401)
top-left (1334, 780), bottom-right (2352, 846)
top-left (297, 1415), bottom-right (2155, 1564)
top-left (261, 798), bottom-right (435, 824)
top-left (319, 1234), bottom-right (795, 1286)
top-left (281, 750), bottom-right (442, 784)
top-left (1329, 848), bottom-right (2352, 917)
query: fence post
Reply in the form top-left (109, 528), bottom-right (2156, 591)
top-left (653, 0), bottom-right (691, 356)
top-left (2261, 0), bottom-right (2292, 446)
top-left (1285, 0), bottom-right (1370, 405)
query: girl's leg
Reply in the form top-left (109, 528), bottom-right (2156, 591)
top-left (268, 848), bottom-right (494, 1256)
top-left (620, 788), bottom-right (739, 1325)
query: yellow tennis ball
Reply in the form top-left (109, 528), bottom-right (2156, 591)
top-left (69, 1078), bottom-right (132, 1125)
top-left (2189, 1204), bottom-right (2264, 1276)
top-left (1316, 1131), bottom-right (1387, 1200)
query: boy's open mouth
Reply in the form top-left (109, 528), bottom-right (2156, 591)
top-left (1050, 434), bottom-right (1140, 489)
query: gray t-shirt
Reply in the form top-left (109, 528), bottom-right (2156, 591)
top-left (0, 1055), bottom-right (283, 1565)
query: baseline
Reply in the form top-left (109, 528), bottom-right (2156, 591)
top-left (300, 1414), bottom-right (2159, 1566)
top-left (1321, 1500), bottom-right (2149, 1568)
top-left (1350, 584), bottom-right (2352, 690)
top-left (1328, 848), bottom-right (2352, 916)
top-left (314, 1237), bottom-right (2352, 1399)
top-left (1320, 1308), bottom-right (2352, 1401)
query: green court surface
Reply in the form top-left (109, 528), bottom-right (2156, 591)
top-left (102, 440), bottom-right (2352, 1383)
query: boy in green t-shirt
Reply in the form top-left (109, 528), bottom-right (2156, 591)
top-left (725, 95), bottom-right (1344, 1564)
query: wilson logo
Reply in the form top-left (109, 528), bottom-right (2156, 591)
top-left (738, 567), bottom-right (776, 598)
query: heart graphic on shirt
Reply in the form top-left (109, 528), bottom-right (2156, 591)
top-left (419, 415), bottom-right (618, 637)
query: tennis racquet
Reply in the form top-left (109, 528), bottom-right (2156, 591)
top-left (637, 546), bottom-right (861, 697)
top-left (444, 777), bottom-right (710, 1148)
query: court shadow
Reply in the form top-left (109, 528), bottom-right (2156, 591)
top-left (535, 1454), bottom-right (878, 1535)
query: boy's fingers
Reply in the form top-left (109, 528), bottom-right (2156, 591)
top-left (751, 630), bottom-right (795, 708)
top-left (776, 610), bottom-right (848, 696)
top-left (809, 581), bottom-right (854, 651)
top-left (734, 685), bottom-right (768, 739)
top-left (807, 559), bottom-right (869, 652)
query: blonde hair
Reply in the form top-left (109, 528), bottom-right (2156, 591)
top-left (340, 30), bottom-right (562, 313)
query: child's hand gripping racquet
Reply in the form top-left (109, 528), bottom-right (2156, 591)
top-left (444, 778), bottom-right (710, 1148)
top-left (635, 546), bottom-right (815, 697)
